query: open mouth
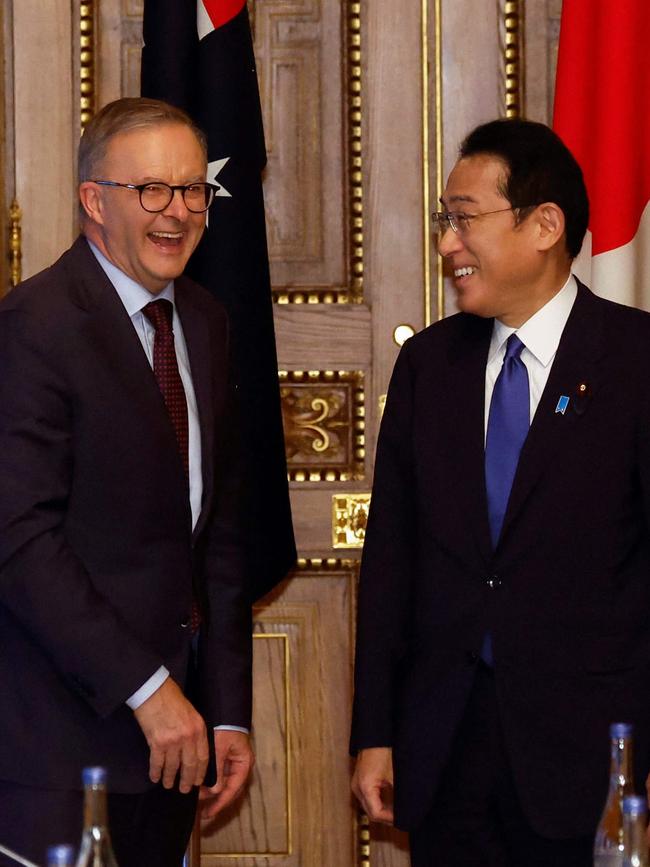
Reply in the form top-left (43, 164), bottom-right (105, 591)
top-left (148, 231), bottom-right (184, 249)
top-left (454, 266), bottom-right (477, 278)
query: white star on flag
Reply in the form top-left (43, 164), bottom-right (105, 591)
top-left (206, 157), bottom-right (232, 226)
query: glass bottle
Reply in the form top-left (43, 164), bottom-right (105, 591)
top-left (47, 845), bottom-right (76, 867)
top-left (75, 767), bottom-right (119, 867)
top-left (622, 795), bottom-right (649, 867)
top-left (594, 723), bottom-right (635, 867)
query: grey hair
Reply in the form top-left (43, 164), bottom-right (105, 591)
top-left (78, 97), bottom-right (207, 185)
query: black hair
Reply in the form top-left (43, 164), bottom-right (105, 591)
top-left (459, 118), bottom-right (589, 259)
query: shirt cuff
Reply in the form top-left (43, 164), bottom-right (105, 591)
top-left (126, 666), bottom-right (170, 710)
top-left (214, 725), bottom-right (250, 733)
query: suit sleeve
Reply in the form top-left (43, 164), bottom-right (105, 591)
top-left (196, 347), bottom-right (253, 731)
top-left (0, 307), bottom-right (164, 717)
top-left (350, 343), bottom-right (417, 753)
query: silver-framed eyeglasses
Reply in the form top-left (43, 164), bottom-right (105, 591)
top-left (90, 180), bottom-right (220, 213)
top-left (431, 206), bottom-right (531, 235)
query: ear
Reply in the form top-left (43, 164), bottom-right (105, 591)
top-left (533, 202), bottom-right (565, 252)
top-left (78, 181), bottom-right (104, 225)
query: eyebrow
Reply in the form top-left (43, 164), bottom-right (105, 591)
top-left (439, 194), bottom-right (479, 208)
top-left (138, 175), bottom-right (207, 184)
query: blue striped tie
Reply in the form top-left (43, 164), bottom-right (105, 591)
top-left (482, 334), bottom-right (530, 663)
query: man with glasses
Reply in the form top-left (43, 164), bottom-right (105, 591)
top-left (351, 118), bottom-right (650, 866)
top-left (0, 98), bottom-right (254, 866)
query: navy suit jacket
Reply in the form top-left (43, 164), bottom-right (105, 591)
top-left (0, 236), bottom-right (251, 792)
top-left (351, 281), bottom-right (650, 837)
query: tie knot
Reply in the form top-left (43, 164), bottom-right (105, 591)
top-left (142, 298), bottom-right (174, 335)
top-left (504, 333), bottom-right (525, 361)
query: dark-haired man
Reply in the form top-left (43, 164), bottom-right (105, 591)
top-left (351, 118), bottom-right (650, 866)
top-left (0, 98), bottom-right (255, 867)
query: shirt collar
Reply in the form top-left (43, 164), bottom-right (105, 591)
top-left (488, 273), bottom-right (578, 367)
top-left (87, 239), bottom-right (175, 315)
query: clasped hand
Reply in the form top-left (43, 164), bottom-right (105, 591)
top-left (134, 678), bottom-right (254, 817)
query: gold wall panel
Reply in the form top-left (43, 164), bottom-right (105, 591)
top-left (332, 493), bottom-right (371, 549)
top-left (253, 0), bottom-right (363, 304)
top-left (280, 370), bottom-right (365, 482)
top-left (197, 565), bottom-right (358, 865)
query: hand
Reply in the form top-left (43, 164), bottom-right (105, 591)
top-left (351, 747), bottom-right (395, 825)
top-left (133, 677), bottom-right (209, 794)
top-left (199, 729), bottom-right (255, 820)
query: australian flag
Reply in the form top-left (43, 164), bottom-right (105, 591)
top-left (141, 0), bottom-right (296, 600)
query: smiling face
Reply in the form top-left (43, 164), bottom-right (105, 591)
top-left (79, 122), bottom-right (207, 294)
top-left (439, 154), bottom-right (564, 326)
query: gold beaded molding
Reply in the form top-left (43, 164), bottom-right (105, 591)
top-left (358, 812), bottom-right (370, 866)
top-left (502, 0), bottom-right (525, 118)
top-left (347, 0), bottom-right (364, 303)
top-left (9, 198), bottom-right (22, 288)
top-left (80, 2), bottom-right (96, 131)
top-left (295, 557), bottom-right (359, 571)
top-left (273, 0), bottom-right (363, 305)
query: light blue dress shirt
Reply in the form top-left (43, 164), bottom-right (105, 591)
top-left (88, 242), bottom-right (247, 733)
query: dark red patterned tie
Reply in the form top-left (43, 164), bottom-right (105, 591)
top-left (143, 299), bottom-right (200, 632)
top-left (142, 299), bottom-right (189, 477)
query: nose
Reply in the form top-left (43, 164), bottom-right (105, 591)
top-left (162, 188), bottom-right (191, 220)
top-left (437, 225), bottom-right (464, 258)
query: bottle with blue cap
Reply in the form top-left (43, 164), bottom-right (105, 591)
top-left (594, 722), bottom-right (635, 866)
top-left (622, 795), bottom-right (648, 867)
top-left (75, 767), bottom-right (119, 867)
top-left (47, 845), bottom-right (76, 867)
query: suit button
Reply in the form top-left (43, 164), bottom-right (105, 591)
top-left (466, 651), bottom-right (479, 665)
top-left (485, 575), bottom-right (502, 589)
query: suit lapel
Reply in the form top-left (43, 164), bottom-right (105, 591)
top-left (174, 280), bottom-right (215, 540)
top-left (65, 237), bottom-right (193, 511)
top-left (444, 316), bottom-right (494, 565)
top-left (498, 283), bottom-right (604, 549)
top-left (66, 237), bottom-right (169, 408)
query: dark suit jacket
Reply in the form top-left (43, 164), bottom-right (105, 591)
top-left (0, 236), bottom-right (251, 792)
top-left (351, 280), bottom-right (650, 838)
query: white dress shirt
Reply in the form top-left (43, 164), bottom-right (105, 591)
top-left (484, 274), bottom-right (578, 438)
top-left (88, 242), bottom-right (246, 732)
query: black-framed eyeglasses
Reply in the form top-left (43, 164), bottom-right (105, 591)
top-left (90, 180), bottom-right (220, 213)
top-left (431, 206), bottom-right (534, 235)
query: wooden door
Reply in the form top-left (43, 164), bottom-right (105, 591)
top-left (1, 1), bottom-right (562, 864)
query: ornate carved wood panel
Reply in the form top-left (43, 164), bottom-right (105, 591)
top-left (280, 370), bottom-right (365, 482)
top-left (254, 0), bottom-right (363, 303)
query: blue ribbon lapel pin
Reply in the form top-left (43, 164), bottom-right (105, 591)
top-left (555, 395), bottom-right (570, 415)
